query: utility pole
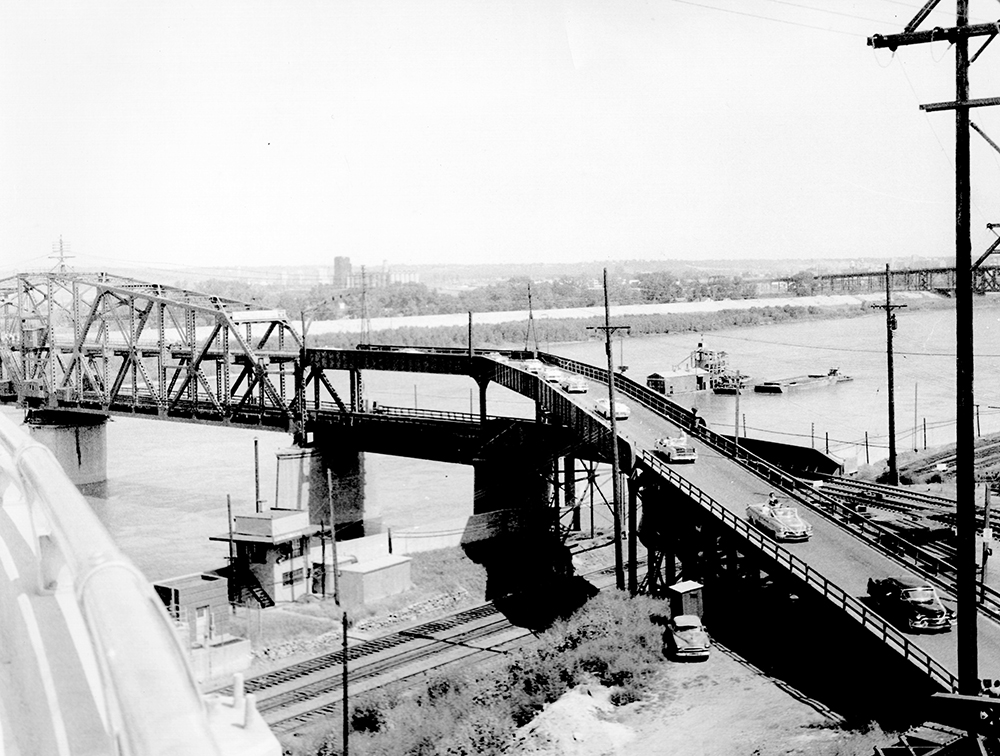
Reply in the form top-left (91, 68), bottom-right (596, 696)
top-left (525, 282), bottom-right (539, 357)
top-left (360, 266), bottom-right (370, 345)
top-left (869, 0), bottom-right (996, 696)
top-left (872, 264), bottom-right (906, 487)
top-left (586, 269), bottom-right (631, 592)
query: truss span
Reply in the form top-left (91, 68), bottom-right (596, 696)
top-left (0, 272), bottom-right (308, 427)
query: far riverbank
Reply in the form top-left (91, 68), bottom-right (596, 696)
top-left (308, 291), bottom-right (949, 349)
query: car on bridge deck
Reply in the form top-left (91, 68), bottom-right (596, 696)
top-left (665, 614), bottom-right (711, 661)
top-left (866, 575), bottom-right (954, 633)
top-left (594, 398), bottom-right (630, 420)
top-left (654, 433), bottom-right (698, 463)
top-left (560, 376), bottom-right (589, 393)
top-left (746, 501), bottom-right (812, 542)
top-left (523, 358), bottom-right (545, 374)
top-left (541, 367), bottom-right (565, 383)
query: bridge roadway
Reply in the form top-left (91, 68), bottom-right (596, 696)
top-left (342, 347), bottom-right (1000, 691)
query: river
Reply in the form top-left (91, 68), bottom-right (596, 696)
top-left (4, 299), bottom-right (996, 582)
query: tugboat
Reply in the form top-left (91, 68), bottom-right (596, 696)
top-left (712, 372), bottom-right (751, 395)
top-left (686, 339), bottom-right (751, 394)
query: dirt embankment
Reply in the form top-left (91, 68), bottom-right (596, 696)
top-left (856, 430), bottom-right (1000, 494)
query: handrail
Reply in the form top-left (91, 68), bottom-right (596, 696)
top-left (0, 413), bottom-right (279, 756)
top-left (638, 449), bottom-right (959, 693)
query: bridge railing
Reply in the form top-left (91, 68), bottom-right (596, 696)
top-left (639, 450), bottom-right (958, 693)
top-left (0, 413), bottom-right (279, 756)
top-left (543, 352), bottom-right (1000, 620)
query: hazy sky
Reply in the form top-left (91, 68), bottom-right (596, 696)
top-left (4, 1), bottom-right (1000, 276)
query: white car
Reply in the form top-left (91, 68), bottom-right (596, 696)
top-left (541, 367), bottom-right (564, 383)
top-left (523, 358), bottom-right (545, 374)
top-left (654, 434), bottom-right (698, 463)
top-left (560, 376), bottom-right (589, 394)
top-left (594, 398), bottom-right (630, 420)
top-left (746, 501), bottom-right (812, 542)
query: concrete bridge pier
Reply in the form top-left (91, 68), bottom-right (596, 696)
top-left (25, 410), bottom-right (108, 487)
top-left (274, 444), bottom-right (367, 538)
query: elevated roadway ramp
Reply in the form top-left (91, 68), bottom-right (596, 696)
top-left (507, 355), bottom-right (1000, 690)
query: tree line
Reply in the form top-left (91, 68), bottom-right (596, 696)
top-left (181, 270), bottom-right (816, 323)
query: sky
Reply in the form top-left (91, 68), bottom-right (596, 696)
top-left (4, 1), bottom-right (1000, 277)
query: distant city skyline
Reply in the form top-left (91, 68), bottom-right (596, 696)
top-left (5, 2), bottom-right (1000, 275)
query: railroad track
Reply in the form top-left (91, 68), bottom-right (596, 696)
top-left (230, 563), bottom-right (620, 734)
top-left (814, 476), bottom-right (953, 515)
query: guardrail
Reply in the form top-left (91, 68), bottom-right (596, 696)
top-left (0, 413), bottom-right (279, 756)
top-left (541, 351), bottom-right (1000, 621)
top-left (639, 449), bottom-right (959, 693)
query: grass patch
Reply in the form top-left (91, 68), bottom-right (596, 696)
top-left (287, 589), bottom-right (670, 756)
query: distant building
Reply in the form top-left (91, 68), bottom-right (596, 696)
top-left (334, 256), bottom-right (352, 287)
top-left (346, 269), bottom-right (420, 288)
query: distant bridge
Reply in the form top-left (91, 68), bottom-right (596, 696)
top-left (805, 265), bottom-right (1000, 295)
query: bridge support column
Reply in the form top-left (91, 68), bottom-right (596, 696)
top-left (25, 410), bottom-right (108, 486)
top-left (274, 445), bottom-right (367, 537)
top-left (477, 377), bottom-right (489, 421)
top-left (473, 457), bottom-right (548, 515)
top-left (627, 475), bottom-right (639, 594)
top-left (349, 369), bottom-right (363, 412)
top-left (564, 456), bottom-right (579, 531)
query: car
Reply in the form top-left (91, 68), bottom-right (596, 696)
top-left (654, 433), bottom-right (698, 463)
top-left (560, 376), bottom-right (589, 394)
top-left (746, 500), bottom-right (812, 541)
top-left (483, 351), bottom-right (509, 363)
top-left (594, 398), bottom-right (630, 420)
top-left (867, 576), bottom-right (954, 633)
top-left (665, 615), bottom-right (711, 660)
top-left (523, 358), bottom-right (545, 374)
top-left (541, 367), bottom-right (564, 383)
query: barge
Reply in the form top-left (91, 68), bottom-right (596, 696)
top-left (753, 367), bottom-right (852, 394)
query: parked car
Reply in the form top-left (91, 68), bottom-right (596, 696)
top-left (541, 367), bottom-right (564, 383)
top-left (594, 398), bottom-right (630, 420)
top-left (654, 433), bottom-right (698, 463)
top-left (560, 376), bottom-right (589, 394)
top-left (746, 501), bottom-right (812, 542)
top-left (665, 615), bottom-right (711, 661)
top-left (867, 575), bottom-right (955, 633)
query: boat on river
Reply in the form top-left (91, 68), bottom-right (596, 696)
top-left (712, 372), bottom-right (751, 395)
top-left (753, 367), bottom-right (853, 394)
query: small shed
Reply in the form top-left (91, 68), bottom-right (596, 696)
top-left (646, 369), bottom-right (704, 396)
top-left (338, 554), bottom-right (413, 609)
top-left (667, 579), bottom-right (704, 619)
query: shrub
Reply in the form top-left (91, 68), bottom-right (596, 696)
top-left (310, 589), bottom-right (669, 756)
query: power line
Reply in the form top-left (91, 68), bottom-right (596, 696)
top-left (663, 0), bottom-right (868, 37)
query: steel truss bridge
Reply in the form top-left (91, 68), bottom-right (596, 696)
top-left (806, 265), bottom-right (1000, 295)
top-left (7, 270), bottom-right (1000, 749)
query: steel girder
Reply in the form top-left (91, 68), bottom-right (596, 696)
top-left (0, 272), bottom-right (309, 427)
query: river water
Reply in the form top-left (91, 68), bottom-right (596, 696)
top-left (6, 300), bottom-right (997, 582)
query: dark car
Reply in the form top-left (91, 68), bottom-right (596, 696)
top-left (867, 575), bottom-right (954, 633)
top-left (665, 615), bottom-right (711, 660)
